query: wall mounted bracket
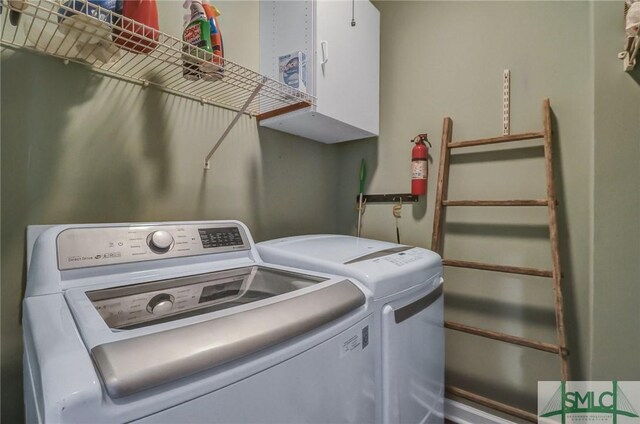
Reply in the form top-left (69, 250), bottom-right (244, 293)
top-left (355, 193), bottom-right (419, 204)
top-left (502, 69), bottom-right (510, 135)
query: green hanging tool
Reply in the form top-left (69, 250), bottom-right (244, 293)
top-left (357, 159), bottom-right (366, 237)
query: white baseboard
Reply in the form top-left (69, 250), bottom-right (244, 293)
top-left (445, 398), bottom-right (516, 424)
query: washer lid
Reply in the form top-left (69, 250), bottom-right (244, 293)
top-left (257, 235), bottom-right (442, 299)
top-left (91, 278), bottom-right (365, 398)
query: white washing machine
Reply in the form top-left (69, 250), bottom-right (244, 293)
top-left (258, 235), bottom-right (444, 424)
top-left (23, 221), bottom-right (376, 423)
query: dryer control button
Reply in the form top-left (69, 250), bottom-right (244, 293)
top-left (148, 231), bottom-right (174, 253)
top-left (147, 293), bottom-right (174, 315)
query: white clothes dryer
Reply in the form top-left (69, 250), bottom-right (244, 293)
top-left (258, 235), bottom-right (444, 424)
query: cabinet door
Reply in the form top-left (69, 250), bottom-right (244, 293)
top-left (260, 0), bottom-right (314, 112)
top-left (316, 0), bottom-right (379, 136)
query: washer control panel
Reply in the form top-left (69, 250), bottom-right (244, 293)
top-left (57, 223), bottom-right (250, 270)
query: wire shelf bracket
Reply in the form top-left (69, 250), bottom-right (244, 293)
top-left (204, 77), bottom-right (265, 170)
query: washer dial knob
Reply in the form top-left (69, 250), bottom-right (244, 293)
top-left (148, 230), bottom-right (174, 253)
top-left (147, 293), bottom-right (174, 315)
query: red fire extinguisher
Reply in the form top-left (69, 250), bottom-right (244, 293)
top-left (411, 134), bottom-right (431, 196)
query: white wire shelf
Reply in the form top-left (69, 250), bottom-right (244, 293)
top-left (0, 0), bottom-right (315, 116)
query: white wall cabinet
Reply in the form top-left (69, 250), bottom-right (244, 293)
top-left (260, 0), bottom-right (380, 143)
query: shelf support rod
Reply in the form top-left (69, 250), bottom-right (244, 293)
top-left (204, 77), bottom-right (266, 169)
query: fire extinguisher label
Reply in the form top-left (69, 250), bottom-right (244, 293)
top-left (412, 161), bottom-right (427, 179)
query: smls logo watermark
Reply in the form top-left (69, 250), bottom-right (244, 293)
top-left (539, 381), bottom-right (640, 423)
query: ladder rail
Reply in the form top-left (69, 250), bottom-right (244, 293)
top-left (542, 99), bottom-right (570, 380)
top-left (431, 117), bottom-right (452, 254)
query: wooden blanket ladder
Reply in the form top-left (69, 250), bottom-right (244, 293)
top-left (431, 98), bottom-right (569, 422)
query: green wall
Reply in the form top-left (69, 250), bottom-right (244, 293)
top-left (335, 0), bottom-right (638, 417)
top-left (591, 1), bottom-right (640, 379)
top-left (2, 1), bottom-right (639, 422)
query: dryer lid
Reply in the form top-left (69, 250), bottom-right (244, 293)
top-left (262, 235), bottom-right (398, 263)
top-left (257, 235), bottom-right (442, 299)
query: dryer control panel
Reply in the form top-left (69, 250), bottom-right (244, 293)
top-left (57, 223), bottom-right (250, 270)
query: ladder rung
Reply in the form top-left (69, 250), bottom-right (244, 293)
top-left (448, 132), bottom-right (544, 149)
top-left (445, 321), bottom-right (562, 354)
top-left (443, 199), bottom-right (548, 207)
top-left (443, 259), bottom-right (553, 277)
top-left (446, 385), bottom-right (537, 422)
